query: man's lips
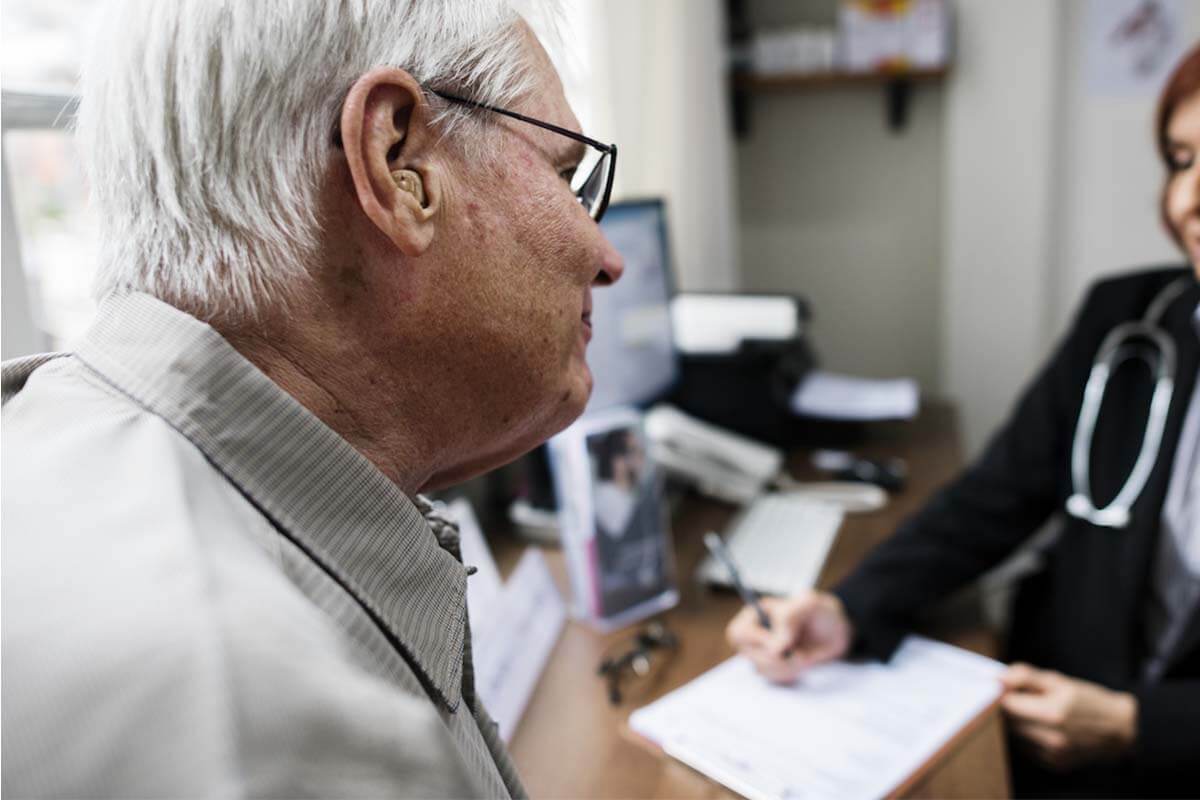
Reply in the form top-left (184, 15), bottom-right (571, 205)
top-left (581, 312), bottom-right (593, 343)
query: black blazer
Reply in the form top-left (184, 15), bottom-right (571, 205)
top-left (833, 267), bottom-right (1200, 798)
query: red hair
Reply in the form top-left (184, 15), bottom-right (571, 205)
top-left (1157, 45), bottom-right (1200, 249)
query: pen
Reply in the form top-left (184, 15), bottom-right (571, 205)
top-left (703, 532), bottom-right (772, 630)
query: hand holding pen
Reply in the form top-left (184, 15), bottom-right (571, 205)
top-left (707, 532), bottom-right (856, 684)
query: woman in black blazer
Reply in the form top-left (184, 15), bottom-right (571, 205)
top-left (727, 48), bottom-right (1200, 798)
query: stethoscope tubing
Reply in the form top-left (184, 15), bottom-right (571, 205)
top-left (1066, 277), bottom-right (1193, 528)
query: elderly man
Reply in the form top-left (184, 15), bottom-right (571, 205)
top-left (2, 0), bottom-right (622, 796)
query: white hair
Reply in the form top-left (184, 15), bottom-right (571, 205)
top-left (78, 0), bottom-right (551, 322)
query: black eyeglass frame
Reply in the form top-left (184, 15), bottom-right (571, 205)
top-left (431, 89), bottom-right (617, 223)
top-left (596, 621), bottom-right (679, 705)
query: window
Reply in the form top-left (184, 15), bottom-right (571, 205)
top-left (2, 0), bottom-right (99, 353)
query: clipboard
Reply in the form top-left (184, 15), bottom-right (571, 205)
top-left (625, 636), bottom-right (1006, 800)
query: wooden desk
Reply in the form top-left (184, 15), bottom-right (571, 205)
top-left (494, 403), bottom-right (1011, 799)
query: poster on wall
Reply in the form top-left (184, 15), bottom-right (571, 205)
top-left (1086, 0), bottom-right (1190, 96)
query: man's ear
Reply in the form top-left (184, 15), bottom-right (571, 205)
top-left (339, 67), bottom-right (442, 257)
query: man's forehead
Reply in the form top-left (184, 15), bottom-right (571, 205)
top-left (511, 21), bottom-right (586, 157)
top-left (504, 106), bottom-right (584, 167)
top-left (518, 24), bottom-right (576, 115)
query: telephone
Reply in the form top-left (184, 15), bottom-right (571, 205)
top-left (643, 404), bottom-right (783, 505)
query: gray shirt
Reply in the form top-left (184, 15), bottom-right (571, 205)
top-left (1144, 303), bottom-right (1200, 682)
top-left (1, 292), bottom-right (526, 798)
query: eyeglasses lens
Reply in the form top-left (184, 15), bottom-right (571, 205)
top-left (572, 149), bottom-right (611, 221)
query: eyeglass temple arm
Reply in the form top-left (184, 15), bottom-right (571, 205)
top-left (430, 90), bottom-right (615, 154)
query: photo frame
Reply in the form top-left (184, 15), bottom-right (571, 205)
top-left (548, 406), bottom-right (679, 631)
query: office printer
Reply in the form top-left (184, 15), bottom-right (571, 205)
top-left (668, 292), bottom-right (827, 446)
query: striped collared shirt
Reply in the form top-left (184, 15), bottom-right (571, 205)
top-left (2, 291), bottom-right (525, 798)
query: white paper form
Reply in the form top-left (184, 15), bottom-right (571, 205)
top-left (448, 499), bottom-right (505, 631)
top-left (446, 499), bottom-right (567, 742)
top-left (470, 549), bottom-right (566, 742)
top-left (629, 636), bottom-right (1003, 800)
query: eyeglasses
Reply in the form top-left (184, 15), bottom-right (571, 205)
top-left (432, 90), bottom-right (617, 223)
top-left (596, 621), bottom-right (678, 705)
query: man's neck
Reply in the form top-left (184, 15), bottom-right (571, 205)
top-left (216, 326), bottom-right (433, 496)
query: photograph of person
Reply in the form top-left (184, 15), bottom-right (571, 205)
top-left (586, 426), bottom-right (675, 619)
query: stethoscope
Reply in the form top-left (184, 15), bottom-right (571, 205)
top-left (1066, 276), bottom-right (1194, 528)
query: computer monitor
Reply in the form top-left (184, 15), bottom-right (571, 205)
top-left (585, 198), bottom-right (679, 412)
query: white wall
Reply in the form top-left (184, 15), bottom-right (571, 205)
top-left (1052, 0), bottom-right (1200, 331)
top-left (939, 0), bottom-right (1065, 455)
top-left (942, 0), bottom-right (1200, 454)
top-left (733, 1), bottom-right (945, 391)
top-left (736, 85), bottom-right (946, 391)
top-left (563, 0), bottom-right (741, 292)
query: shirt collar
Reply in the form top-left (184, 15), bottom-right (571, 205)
top-left (76, 292), bottom-right (468, 710)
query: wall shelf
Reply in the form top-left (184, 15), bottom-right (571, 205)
top-left (734, 67), bottom-right (948, 91)
top-left (731, 66), bottom-right (949, 134)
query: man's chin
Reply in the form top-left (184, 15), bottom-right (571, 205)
top-left (420, 371), bottom-right (592, 492)
top-left (578, 362), bottom-right (594, 400)
top-left (541, 368), bottom-right (592, 439)
top-left (574, 363), bottom-right (594, 408)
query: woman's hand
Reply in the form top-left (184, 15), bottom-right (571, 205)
top-left (1001, 663), bottom-right (1138, 771)
top-left (725, 591), bottom-right (854, 684)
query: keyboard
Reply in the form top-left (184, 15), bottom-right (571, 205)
top-left (697, 493), bottom-right (844, 597)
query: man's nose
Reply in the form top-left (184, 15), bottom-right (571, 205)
top-left (593, 236), bottom-right (625, 286)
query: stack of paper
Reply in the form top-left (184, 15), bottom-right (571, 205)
top-left (630, 636), bottom-right (1003, 800)
top-left (791, 370), bottom-right (920, 421)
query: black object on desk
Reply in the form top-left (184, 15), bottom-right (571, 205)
top-left (813, 449), bottom-right (908, 492)
top-left (597, 622), bottom-right (679, 705)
